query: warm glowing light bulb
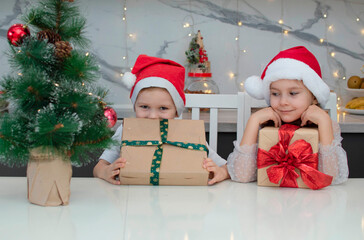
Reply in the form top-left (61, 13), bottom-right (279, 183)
top-left (356, 17), bottom-right (360, 22)
top-left (278, 19), bottom-right (284, 24)
top-left (120, 73), bottom-right (124, 77)
top-left (242, 49), bottom-right (247, 53)
top-left (343, 76), bottom-right (346, 80)
top-left (54, 83), bottom-right (59, 87)
top-left (323, 13), bottom-right (327, 18)
top-left (333, 71), bottom-right (339, 78)
top-left (361, 29), bottom-right (364, 35)
top-left (331, 52), bottom-right (335, 57)
top-left (123, 56), bottom-right (126, 60)
top-left (188, 33), bottom-right (192, 37)
top-left (328, 25), bottom-right (333, 31)
top-left (238, 21), bottom-right (243, 26)
top-left (128, 33), bottom-right (133, 37)
top-left (229, 73), bottom-right (235, 78)
top-left (235, 37), bottom-right (239, 40)
top-left (122, 17), bottom-right (126, 21)
top-left (284, 30), bottom-right (289, 35)
top-left (124, 7), bottom-right (127, 11)
top-left (85, 52), bottom-right (89, 56)
top-left (183, 23), bottom-right (190, 28)
top-left (320, 38), bottom-right (324, 43)
top-left (18, 72), bottom-right (22, 76)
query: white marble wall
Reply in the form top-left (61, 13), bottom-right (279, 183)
top-left (1, 0), bottom-right (363, 107)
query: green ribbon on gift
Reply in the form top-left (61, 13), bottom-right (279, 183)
top-left (121, 119), bottom-right (208, 185)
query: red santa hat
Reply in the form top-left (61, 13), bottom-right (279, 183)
top-left (244, 46), bottom-right (330, 107)
top-left (121, 54), bottom-right (185, 116)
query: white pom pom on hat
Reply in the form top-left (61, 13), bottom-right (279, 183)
top-left (121, 72), bottom-right (137, 89)
top-left (244, 75), bottom-right (265, 100)
top-left (244, 46), bottom-right (330, 107)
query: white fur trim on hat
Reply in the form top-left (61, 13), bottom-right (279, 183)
top-left (121, 72), bottom-right (137, 89)
top-left (261, 58), bottom-right (330, 107)
top-left (244, 75), bottom-right (265, 100)
top-left (130, 77), bottom-right (185, 117)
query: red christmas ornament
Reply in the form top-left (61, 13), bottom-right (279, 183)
top-left (7, 24), bottom-right (30, 46)
top-left (104, 107), bottom-right (117, 128)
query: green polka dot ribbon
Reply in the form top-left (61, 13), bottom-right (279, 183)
top-left (121, 119), bottom-right (208, 185)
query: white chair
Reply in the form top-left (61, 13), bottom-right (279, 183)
top-left (241, 91), bottom-right (338, 133)
top-left (182, 93), bottom-right (244, 152)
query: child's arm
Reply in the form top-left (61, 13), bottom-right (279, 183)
top-left (228, 107), bottom-right (281, 183)
top-left (301, 105), bottom-right (348, 183)
top-left (93, 158), bottom-right (126, 185)
top-left (202, 158), bottom-right (229, 185)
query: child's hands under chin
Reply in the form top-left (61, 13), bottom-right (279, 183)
top-left (202, 158), bottom-right (230, 185)
top-left (300, 105), bottom-right (330, 126)
top-left (251, 107), bottom-right (282, 127)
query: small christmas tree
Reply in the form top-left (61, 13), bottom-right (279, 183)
top-left (0, 0), bottom-right (115, 167)
top-left (185, 30), bottom-right (211, 73)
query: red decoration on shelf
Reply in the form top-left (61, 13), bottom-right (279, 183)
top-left (7, 24), bottom-right (30, 46)
top-left (104, 107), bottom-right (117, 128)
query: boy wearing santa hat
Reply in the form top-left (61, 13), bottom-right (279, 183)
top-left (93, 54), bottom-right (230, 185)
top-left (227, 46), bottom-right (348, 185)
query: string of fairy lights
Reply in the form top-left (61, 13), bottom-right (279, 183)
top-left (118, 0), bottom-right (364, 98)
top-left (120, 0), bottom-right (132, 77)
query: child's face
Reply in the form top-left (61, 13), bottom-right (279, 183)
top-left (270, 79), bottom-right (317, 123)
top-left (135, 87), bottom-right (178, 119)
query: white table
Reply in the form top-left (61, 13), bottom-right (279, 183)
top-left (1, 177), bottom-right (363, 240)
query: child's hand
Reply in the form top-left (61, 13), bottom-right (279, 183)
top-left (240, 107), bottom-right (282, 146)
top-left (301, 105), bottom-right (334, 145)
top-left (93, 158), bottom-right (127, 185)
top-left (251, 107), bottom-right (282, 127)
top-left (203, 158), bottom-right (230, 185)
top-left (301, 105), bottom-right (330, 126)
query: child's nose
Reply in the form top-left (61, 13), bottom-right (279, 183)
top-left (279, 95), bottom-right (289, 105)
top-left (148, 110), bottom-right (159, 119)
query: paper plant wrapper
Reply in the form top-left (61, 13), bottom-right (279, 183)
top-left (257, 126), bottom-right (318, 188)
top-left (119, 118), bottom-right (209, 185)
top-left (27, 147), bottom-right (72, 206)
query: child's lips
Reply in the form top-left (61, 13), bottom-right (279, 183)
top-left (279, 109), bottom-right (293, 113)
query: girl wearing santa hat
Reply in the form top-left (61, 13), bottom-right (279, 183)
top-left (227, 46), bottom-right (348, 185)
top-left (93, 54), bottom-right (230, 185)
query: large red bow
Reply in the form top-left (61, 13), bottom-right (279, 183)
top-left (257, 124), bottom-right (333, 190)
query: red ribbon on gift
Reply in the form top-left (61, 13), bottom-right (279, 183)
top-left (257, 124), bottom-right (333, 190)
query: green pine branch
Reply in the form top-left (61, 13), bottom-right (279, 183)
top-left (0, 0), bottom-right (117, 167)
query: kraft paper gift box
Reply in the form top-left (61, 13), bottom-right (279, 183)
top-left (257, 124), bottom-right (333, 190)
top-left (119, 118), bottom-right (209, 185)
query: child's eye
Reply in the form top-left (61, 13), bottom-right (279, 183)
top-left (160, 106), bottom-right (168, 111)
top-left (140, 105), bottom-right (149, 109)
top-left (271, 92), bottom-right (279, 96)
top-left (290, 92), bottom-right (298, 96)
